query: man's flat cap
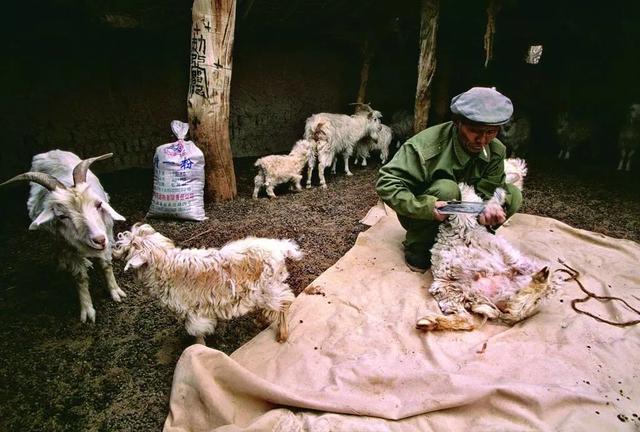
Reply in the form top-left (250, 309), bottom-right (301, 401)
top-left (450, 87), bottom-right (513, 125)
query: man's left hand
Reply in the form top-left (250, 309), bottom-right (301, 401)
top-left (478, 203), bottom-right (506, 226)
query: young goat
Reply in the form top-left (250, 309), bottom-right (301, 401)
top-left (113, 224), bottom-right (303, 344)
top-left (353, 123), bottom-right (393, 166)
top-left (417, 161), bottom-right (558, 331)
top-left (253, 139), bottom-right (314, 199)
top-left (1, 150), bottom-right (126, 322)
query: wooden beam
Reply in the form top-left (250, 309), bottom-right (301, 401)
top-left (356, 35), bottom-right (373, 108)
top-left (414, 0), bottom-right (439, 133)
top-left (188, 0), bottom-right (238, 202)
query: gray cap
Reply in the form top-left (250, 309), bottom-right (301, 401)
top-left (450, 87), bottom-right (513, 125)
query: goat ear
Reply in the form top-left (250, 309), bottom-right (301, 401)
top-left (101, 202), bottom-right (126, 221)
top-left (29, 208), bottom-right (55, 230)
top-left (124, 254), bottom-right (146, 271)
top-left (532, 266), bottom-right (550, 283)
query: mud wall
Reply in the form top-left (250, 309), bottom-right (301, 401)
top-left (1, 20), bottom-right (356, 176)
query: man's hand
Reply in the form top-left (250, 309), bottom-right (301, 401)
top-left (478, 203), bottom-right (506, 226)
top-left (433, 201), bottom-right (449, 222)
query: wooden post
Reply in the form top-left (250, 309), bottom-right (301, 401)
top-left (188, 0), bottom-right (237, 202)
top-left (414, 0), bottom-right (439, 133)
top-left (484, 0), bottom-right (501, 68)
top-left (356, 36), bottom-right (374, 109)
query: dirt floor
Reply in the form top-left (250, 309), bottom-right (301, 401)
top-left (0, 155), bottom-right (638, 431)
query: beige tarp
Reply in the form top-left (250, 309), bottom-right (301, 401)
top-left (164, 207), bottom-right (640, 431)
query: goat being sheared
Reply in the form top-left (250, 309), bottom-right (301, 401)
top-left (1, 150), bottom-right (126, 322)
top-left (417, 160), bottom-right (559, 331)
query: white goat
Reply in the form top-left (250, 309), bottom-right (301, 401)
top-left (253, 139), bottom-right (314, 199)
top-left (417, 161), bottom-right (558, 331)
top-left (304, 104), bottom-right (382, 189)
top-left (499, 116), bottom-right (531, 157)
top-left (1, 150), bottom-right (126, 323)
top-left (617, 103), bottom-right (640, 171)
top-left (354, 123), bottom-right (393, 166)
top-left (556, 112), bottom-right (592, 160)
top-left (113, 224), bottom-right (303, 344)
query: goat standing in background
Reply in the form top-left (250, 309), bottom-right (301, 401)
top-left (252, 139), bottom-right (314, 198)
top-left (114, 224), bottom-right (303, 345)
top-left (617, 103), bottom-right (640, 171)
top-left (556, 112), bottom-right (591, 160)
top-left (499, 116), bottom-right (531, 157)
top-left (304, 103), bottom-right (382, 188)
top-left (354, 123), bottom-right (393, 166)
top-left (1, 150), bottom-right (126, 322)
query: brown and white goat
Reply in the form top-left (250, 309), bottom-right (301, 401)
top-left (1, 150), bottom-right (126, 322)
top-left (113, 224), bottom-right (303, 344)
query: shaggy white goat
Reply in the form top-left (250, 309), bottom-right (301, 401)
top-left (353, 123), bottom-right (393, 166)
top-left (304, 103), bottom-right (382, 188)
top-left (417, 160), bottom-right (559, 331)
top-left (499, 116), bottom-right (531, 157)
top-left (113, 224), bottom-right (303, 344)
top-left (1, 150), bottom-right (126, 322)
top-left (617, 103), bottom-right (640, 171)
top-left (253, 139), bottom-right (314, 198)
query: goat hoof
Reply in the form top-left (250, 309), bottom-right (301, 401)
top-left (111, 288), bottom-right (127, 302)
top-left (80, 307), bottom-right (96, 323)
top-left (416, 317), bottom-right (437, 331)
top-left (305, 185), bottom-right (312, 189)
top-left (321, 184), bottom-right (327, 190)
top-left (346, 172), bottom-right (354, 176)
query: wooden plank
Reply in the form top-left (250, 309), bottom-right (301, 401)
top-left (188, 0), bottom-right (238, 202)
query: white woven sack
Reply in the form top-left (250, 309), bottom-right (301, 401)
top-left (147, 121), bottom-right (207, 221)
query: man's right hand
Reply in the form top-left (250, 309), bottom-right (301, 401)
top-left (433, 201), bottom-right (449, 222)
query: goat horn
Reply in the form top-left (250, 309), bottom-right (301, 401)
top-left (0, 172), bottom-right (66, 191)
top-left (73, 153), bottom-right (113, 185)
top-left (348, 102), bottom-right (373, 113)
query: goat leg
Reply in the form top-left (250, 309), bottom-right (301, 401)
top-left (318, 162), bottom-right (328, 189)
top-left (330, 157), bottom-right (338, 175)
top-left (61, 257), bottom-right (96, 323)
top-left (416, 312), bottom-right (475, 331)
top-left (343, 153), bottom-right (353, 176)
top-left (276, 301), bottom-right (292, 343)
top-left (293, 175), bottom-right (303, 191)
top-left (252, 174), bottom-right (264, 198)
top-left (306, 158), bottom-right (315, 189)
top-left (97, 258), bottom-right (126, 302)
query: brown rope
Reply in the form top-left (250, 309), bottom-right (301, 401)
top-left (556, 259), bottom-right (640, 327)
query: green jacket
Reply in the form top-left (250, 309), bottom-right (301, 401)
top-left (376, 121), bottom-right (512, 221)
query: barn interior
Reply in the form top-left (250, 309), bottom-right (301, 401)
top-left (3, 0), bottom-right (640, 176)
top-left (2, 2), bottom-right (640, 431)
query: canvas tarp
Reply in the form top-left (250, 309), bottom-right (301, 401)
top-left (164, 206), bottom-right (640, 431)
